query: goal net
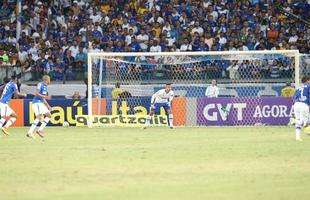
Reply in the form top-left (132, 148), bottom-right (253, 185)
top-left (300, 53), bottom-right (310, 82)
top-left (85, 50), bottom-right (300, 128)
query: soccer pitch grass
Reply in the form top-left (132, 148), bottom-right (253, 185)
top-left (0, 127), bottom-right (310, 200)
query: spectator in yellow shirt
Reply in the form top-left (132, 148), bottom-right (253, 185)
top-left (281, 82), bottom-right (295, 97)
top-left (129, 0), bottom-right (138, 11)
top-left (137, 2), bottom-right (147, 15)
top-left (152, 22), bottom-right (162, 38)
top-left (112, 83), bottom-right (125, 99)
top-left (100, 1), bottom-right (110, 12)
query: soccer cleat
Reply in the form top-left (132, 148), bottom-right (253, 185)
top-left (169, 126), bottom-right (175, 129)
top-left (141, 126), bottom-right (147, 130)
top-left (296, 137), bottom-right (303, 141)
top-left (36, 130), bottom-right (44, 138)
top-left (26, 133), bottom-right (34, 139)
top-left (1, 127), bottom-right (9, 136)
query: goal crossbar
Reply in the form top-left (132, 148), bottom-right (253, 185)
top-left (87, 50), bottom-right (299, 58)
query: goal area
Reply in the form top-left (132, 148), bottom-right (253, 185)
top-left (86, 50), bottom-right (303, 128)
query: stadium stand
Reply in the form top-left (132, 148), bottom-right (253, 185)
top-left (0, 0), bottom-right (309, 83)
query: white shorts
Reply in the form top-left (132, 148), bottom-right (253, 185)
top-left (293, 102), bottom-right (309, 126)
top-left (32, 103), bottom-right (50, 117)
top-left (0, 102), bottom-right (14, 117)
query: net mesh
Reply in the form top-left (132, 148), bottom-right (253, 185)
top-left (300, 54), bottom-right (310, 79)
top-left (90, 52), bottom-right (299, 127)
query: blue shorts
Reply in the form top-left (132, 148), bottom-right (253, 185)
top-left (151, 103), bottom-right (171, 114)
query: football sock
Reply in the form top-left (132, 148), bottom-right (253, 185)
top-left (4, 117), bottom-right (16, 128)
top-left (28, 118), bottom-right (40, 134)
top-left (0, 118), bottom-right (6, 127)
top-left (168, 114), bottom-right (174, 127)
top-left (38, 117), bottom-right (50, 131)
top-left (296, 126), bottom-right (301, 140)
top-left (295, 119), bottom-right (302, 140)
top-left (145, 115), bottom-right (151, 125)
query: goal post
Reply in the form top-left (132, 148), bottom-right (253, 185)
top-left (87, 50), bottom-right (300, 128)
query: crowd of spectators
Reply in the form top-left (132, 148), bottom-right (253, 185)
top-left (0, 0), bottom-right (309, 82)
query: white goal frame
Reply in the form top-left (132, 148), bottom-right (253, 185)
top-left (87, 50), bottom-right (300, 128)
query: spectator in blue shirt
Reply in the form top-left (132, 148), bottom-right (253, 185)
top-left (101, 31), bottom-right (111, 47)
top-left (0, 2), bottom-right (11, 19)
top-left (92, 23), bottom-right (103, 39)
top-left (129, 37), bottom-right (141, 52)
top-left (75, 46), bottom-right (87, 73)
top-left (53, 58), bottom-right (65, 81)
top-left (63, 50), bottom-right (75, 70)
top-left (44, 57), bottom-right (54, 79)
top-left (114, 41), bottom-right (125, 52)
top-left (196, 42), bottom-right (209, 51)
top-left (33, 52), bottom-right (46, 80)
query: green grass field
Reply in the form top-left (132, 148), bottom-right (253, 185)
top-left (0, 126), bottom-right (310, 200)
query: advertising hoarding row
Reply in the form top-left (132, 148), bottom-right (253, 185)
top-left (9, 97), bottom-right (293, 127)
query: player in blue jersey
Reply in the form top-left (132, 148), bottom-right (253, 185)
top-left (0, 77), bottom-right (10, 98)
top-left (293, 76), bottom-right (310, 141)
top-left (0, 75), bottom-right (27, 135)
top-left (27, 75), bottom-right (52, 138)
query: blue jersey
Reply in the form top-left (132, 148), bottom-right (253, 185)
top-left (33, 82), bottom-right (48, 103)
top-left (295, 84), bottom-right (310, 105)
top-left (0, 81), bottom-right (17, 104)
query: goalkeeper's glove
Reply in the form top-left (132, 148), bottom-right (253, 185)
top-left (150, 104), bottom-right (155, 109)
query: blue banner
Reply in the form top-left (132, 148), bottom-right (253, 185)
top-left (24, 99), bottom-right (88, 126)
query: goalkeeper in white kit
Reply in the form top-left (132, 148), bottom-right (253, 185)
top-left (143, 83), bottom-right (174, 129)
